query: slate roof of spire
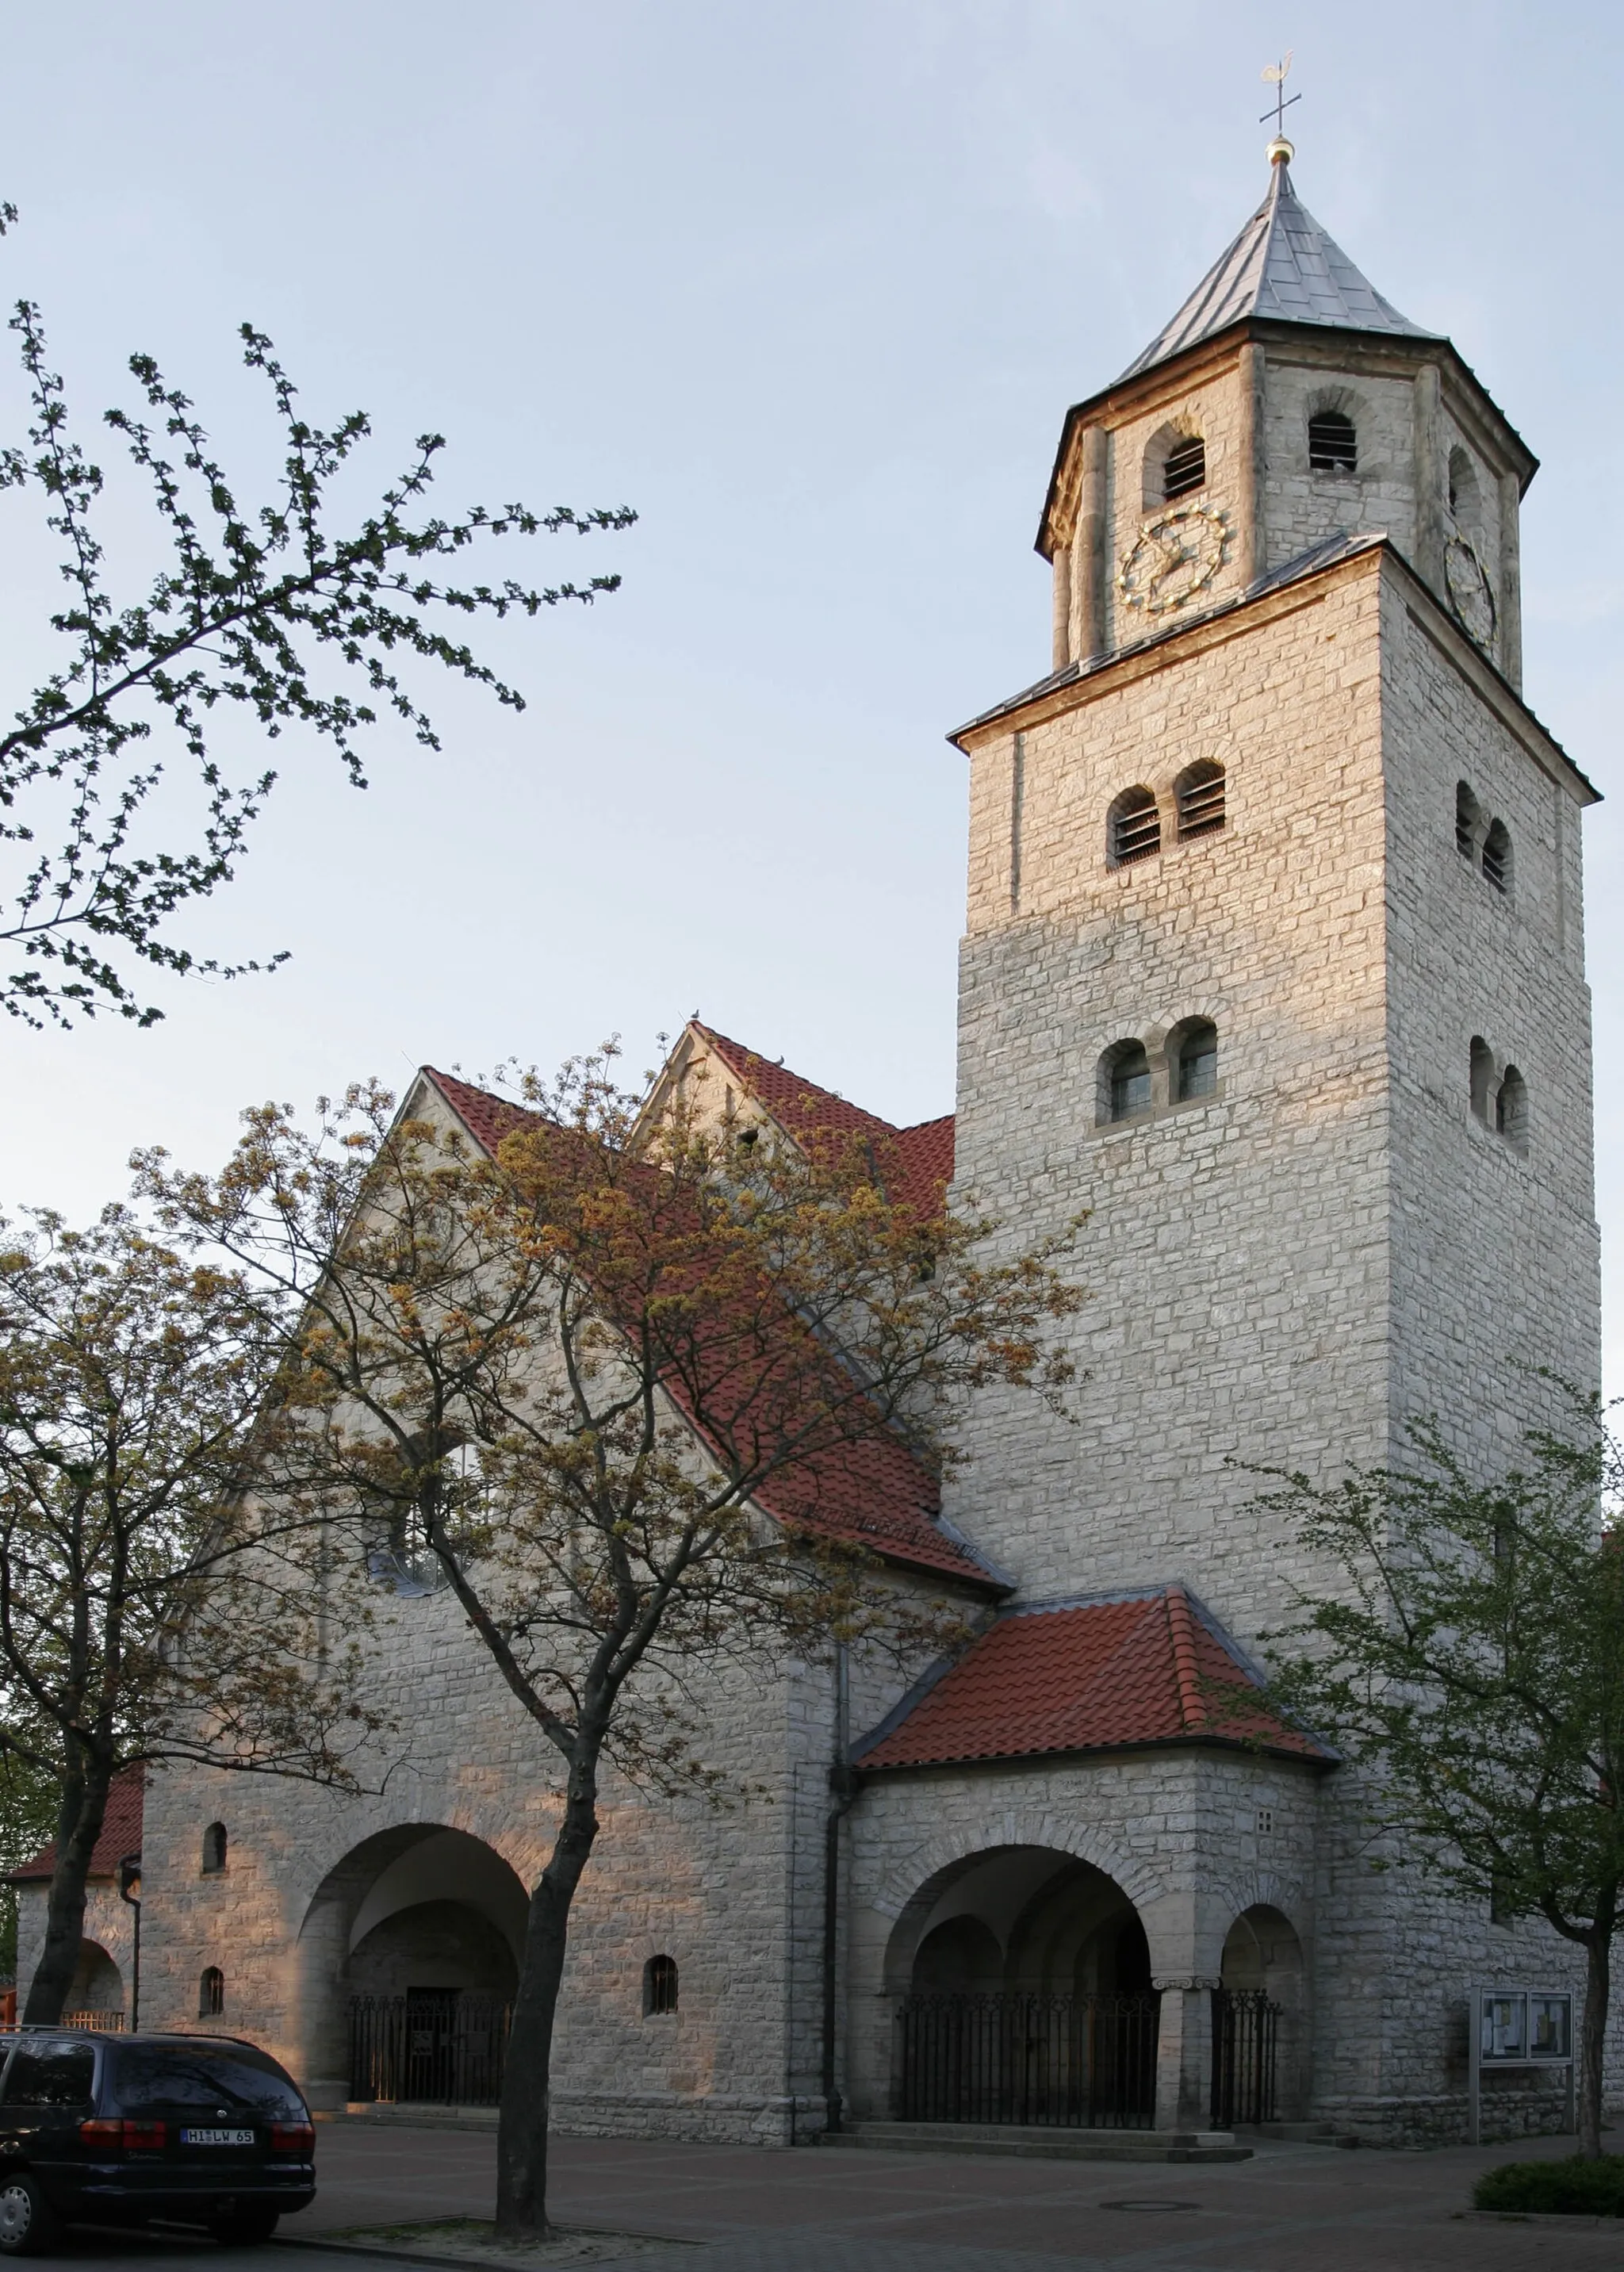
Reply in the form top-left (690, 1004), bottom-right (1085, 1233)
top-left (1119, 159), bottom-right (1438, 383)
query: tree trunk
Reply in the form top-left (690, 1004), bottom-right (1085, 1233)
top-left (1579, 1925), bottom-right (1611, 2160)
top-left (495, 1761), bottom-right (600, 2239)
top-left (21, 1758), bottom-right (112, 2025)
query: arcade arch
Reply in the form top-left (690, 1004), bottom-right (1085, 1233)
top-left (1219, 1902), bottom-right (1308, 2120)
top-left (881, 1845), bottom-right (1159, 2128)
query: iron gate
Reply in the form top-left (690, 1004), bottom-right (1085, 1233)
top-left (1210, 1988), bottom-right (1279, 2126)
top-left (347, 1990), bottom-right (511, 2105)
top-left (896, 1992), bottom-right (1159, 2129)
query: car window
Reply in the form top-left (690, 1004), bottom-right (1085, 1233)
top-left (2, 2040), bottom-right (98, 2105)
top-left (111, 2043), bottom-right (305, 2117)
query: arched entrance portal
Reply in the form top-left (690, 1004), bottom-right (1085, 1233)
top-left (886, 1846), bottom-right (1159, 2131)
top-left (296, 1826), bottom-right (528, 2111)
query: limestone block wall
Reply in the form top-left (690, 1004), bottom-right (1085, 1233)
top-left (136, 1591), bottom-right (845, 2144)
top-left (1378, 569), bottom-right (1599, 1455)
top-left (1259, 352), bottom-right (1420, 577)
top-left (951, 558), bottom-right (1392, 1642)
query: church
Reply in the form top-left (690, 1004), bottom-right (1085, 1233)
top-left (13, 136), bottom-right (1604, 2151)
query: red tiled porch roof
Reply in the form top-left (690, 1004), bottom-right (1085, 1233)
top-left (852, 1588), bottom-right (1335, 1770)
top-left (10, 1766), bottom-right (144, 1884)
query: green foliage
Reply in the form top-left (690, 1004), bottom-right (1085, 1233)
top-left (1259, 1407), bottom-right (1624, 1937)
top-left (0, 201), bottom-right (634, 1027)
top-left (1474, 2155), bottom-right (1624, 2215)
top-left (1255, 1399), bottom-right (1624, 2155)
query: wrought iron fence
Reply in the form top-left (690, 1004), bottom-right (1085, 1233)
top-left (1210, 1987), bottom-right (1279, 2126)
top-left (347, 1991), bottom-right (511, 2106)
top-left (896, 1991), bottom-right (1159, 2129)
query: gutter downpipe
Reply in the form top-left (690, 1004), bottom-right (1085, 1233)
top-left (820, 1644), bottom-right (858, 2136)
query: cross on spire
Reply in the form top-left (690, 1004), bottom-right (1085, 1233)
top-left (1259, 53), bottom-right (1302, 145)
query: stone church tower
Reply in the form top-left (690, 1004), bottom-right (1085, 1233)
top-left (918, 139), bottom-right (1601, 2133)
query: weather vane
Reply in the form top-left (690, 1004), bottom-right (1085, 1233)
top-left (1259, 53), bottom-right (1301, 143)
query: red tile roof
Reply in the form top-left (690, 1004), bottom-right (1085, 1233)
top-left (420, 1068), bottom-right (999, 1595)
top-left (10, 1767), bottom-right (144, 1883)
top-left (853, 1588), bottom-right (1333, 1770)
top-left (691, 1026), bottom-right (955, 1216)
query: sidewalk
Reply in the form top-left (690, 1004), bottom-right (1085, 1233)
top-left (267, 2119), bottom-right (1623, 2270)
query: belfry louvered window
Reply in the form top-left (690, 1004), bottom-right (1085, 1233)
top-left (1109, 787), bottom-right (1161, 868)
top-left (1308, 410), bottom-right (1357, 471)
top-left (1482, 819), bottom-right (1511, 893)
top-left (1176, 761), bottom-right (1225, 841)
top-left (1162, 435), bottom-right (1205, 500)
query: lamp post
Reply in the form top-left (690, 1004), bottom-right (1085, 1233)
top-left (117, 1856), bottom-right (142, 2034)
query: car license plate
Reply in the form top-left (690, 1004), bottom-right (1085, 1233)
top-left (180, 2126), bottom-right (255, 2146)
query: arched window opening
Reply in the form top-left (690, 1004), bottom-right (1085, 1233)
top-left (1100, 1041), bottom-right (1152, 1126)
top-left (201, 1822), bottom-right (227, 1875)
top-left (643, 1954), bottom-right (679, 2017)
top-left (1482, 818), bottom-right (1511, 893)
top-left (1308, 409), bottom-right (1357, 472)
top-left (199, 1967), bottom-right (224, 2018)
top-left (1448, 445), bottom-right (1481, 530)
top-left (365, 1429), bottom-right (483, 1596)
top-left (1497, 1067), bottom-right (1528, 1153)
top-left (1162, 435), bottom-right (1206, 500)
top-left (1469, 1037), bottom-right (1495, 1125)
top-left (1176, 1021), bottom-right (1219, 1101)
top-left (1175, 761), bottom-right (1225, 841)
top-left (1455, 781), bottom-right (1480, 860)
top-left (1108, 786), bottom-right (1161, 868)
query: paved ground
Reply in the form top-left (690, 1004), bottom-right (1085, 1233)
top-left (33, 2119), bottom-right (1623, 2270)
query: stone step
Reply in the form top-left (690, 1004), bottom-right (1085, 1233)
top-left (821, 2121), bottom-right (1251, 2163)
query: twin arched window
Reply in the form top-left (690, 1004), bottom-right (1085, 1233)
top-left (643, 1953), bottom-right (679, 2016)
top-left (201, 1822), bottom-right (227, 1875)
top-left (1470, 1036), bottom-right (1528, 1155)
top-left (1456, 781), bottom-right (1512, 895)
top-left (1098, 1021), bottom-right (1220, 1125)
top-left (1107, 765), bottom-right (1226, 868)
top-left (199, 1967), bottom-right (224, 2018)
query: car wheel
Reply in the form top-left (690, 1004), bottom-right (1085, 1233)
top-left (209, 2207), bottom-right (280, 2247)
top-left (0, 2173), bottom-right (62, 2257)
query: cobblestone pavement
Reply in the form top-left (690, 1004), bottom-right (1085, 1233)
top-left (33, 2121), bottom-right (1624, 2270)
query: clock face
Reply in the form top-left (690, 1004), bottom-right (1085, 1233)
top-left (1445, 536), bottom-right (1497, 652)
top-left (1118, 508), bottom-right (1229, 618)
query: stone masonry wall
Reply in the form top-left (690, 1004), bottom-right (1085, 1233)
top-left (952, 556), bottom-right (1392, 1637)
top-left (135, 1592), bottom-right (847, 2145)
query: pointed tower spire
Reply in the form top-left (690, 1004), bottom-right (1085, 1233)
top-left (1118, 155), bottom-right (1437, 384)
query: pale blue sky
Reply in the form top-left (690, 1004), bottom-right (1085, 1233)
top-left (3, 2), bottom-right (1622, 1378)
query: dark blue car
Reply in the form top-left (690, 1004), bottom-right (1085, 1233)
top-left (0, 2029), bottom-right (315, 2255)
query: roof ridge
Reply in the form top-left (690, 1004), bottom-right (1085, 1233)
top-left (1162, 1584), bottom-right (1207, 1734)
